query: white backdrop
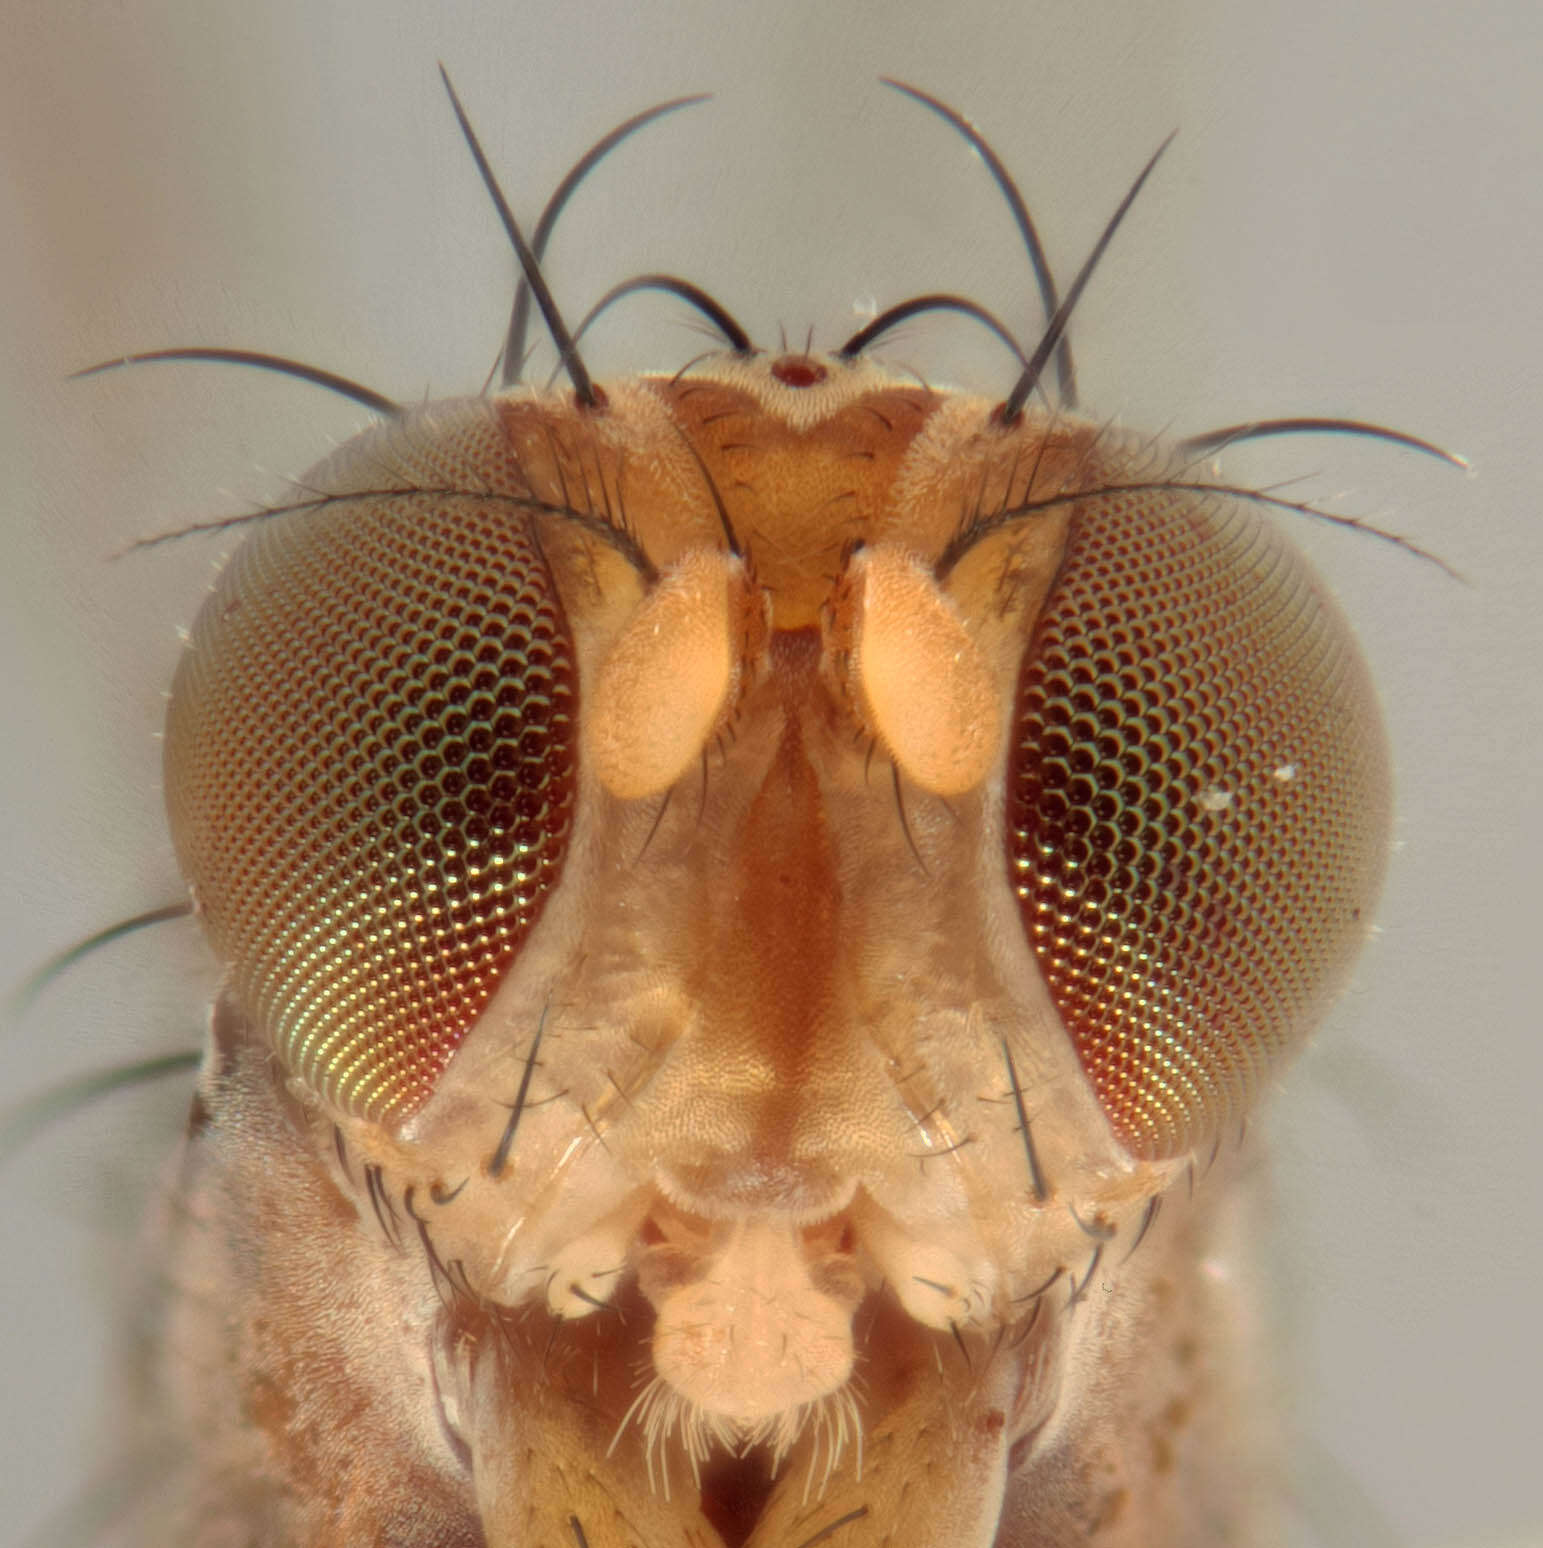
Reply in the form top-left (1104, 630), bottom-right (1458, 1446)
top-left (2, 3), bottom-right (1538, 1546)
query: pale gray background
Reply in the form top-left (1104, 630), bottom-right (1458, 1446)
top-left (2, 3), bottom-right (1538, 1546)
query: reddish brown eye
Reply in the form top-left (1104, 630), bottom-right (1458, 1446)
top-left (164, 491), bottom-right (578, 1123)
top-left (1006, 490), bottom-right (1391, 1160)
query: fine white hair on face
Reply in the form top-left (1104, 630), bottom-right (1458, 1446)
top-left (1, 6), bottom-right (1536, 1548)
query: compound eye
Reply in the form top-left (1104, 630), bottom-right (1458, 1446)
top-left (1006, 490), bottom-right (1392, 1160)
top-left (164, 481), bottom-right (578, 1124)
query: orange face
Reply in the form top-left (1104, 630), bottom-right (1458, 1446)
top-left (156, 334), bottom-right (1389, 1541)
